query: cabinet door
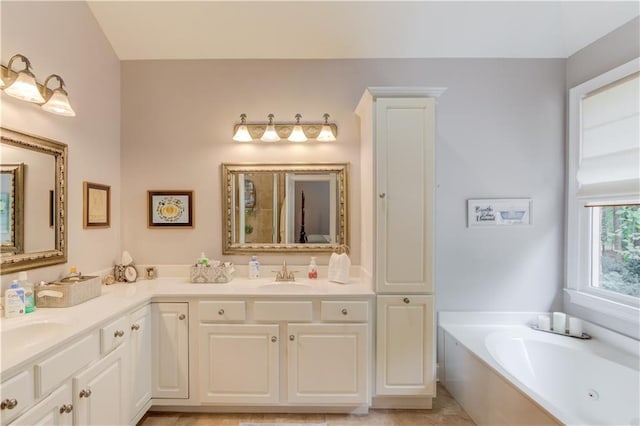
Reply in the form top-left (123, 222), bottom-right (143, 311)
top-left (129, 305), bottom-right (151, 421)
top-left (288, 323), bottom-right (368, 404)
top-left (151, 302), bottom-right (189, 399)
top-left (376, 97), bottom-right (435, 294)
top-left (73, 343), bottom-right (127, 426)
top-left (376, 295), bottom-right (434, 396)
top-left (199, 324), bottom-right (279, 404)
top-left (9, 382), bottom-right (72, 426)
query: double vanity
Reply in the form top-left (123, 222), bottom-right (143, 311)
top-left (1, 276), bottom-right (375, 425)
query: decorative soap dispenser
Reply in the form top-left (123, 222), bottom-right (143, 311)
top-left (308, 257), bottom-right (318, 279)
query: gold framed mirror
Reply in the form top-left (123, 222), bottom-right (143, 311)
top-left (222, 163), bottom-right (349, 254)
top-left (0, 128), bottom-right (68, 274)
top-left (0, 163), bottom-right (25, 254)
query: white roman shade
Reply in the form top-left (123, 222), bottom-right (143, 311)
top-left (576, 72), bottom-right (640, 200)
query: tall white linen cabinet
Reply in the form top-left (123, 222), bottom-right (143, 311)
top-left (356, 87), bottom-right (445, 408)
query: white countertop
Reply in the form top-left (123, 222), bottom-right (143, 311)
top-left (1, 277), bottom-right (374, 378)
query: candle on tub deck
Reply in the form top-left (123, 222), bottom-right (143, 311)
top-left (569, 317), bottom-right (583, 336)
top-left (552, 312), bottom-right (567, 333)
top-left (537, 315), bottom-right (551, 330)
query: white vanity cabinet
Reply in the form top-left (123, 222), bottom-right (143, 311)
top-left (151, 302), bottom-right (189, 399)
top-left (8, 382), bottom-right (73, 426)
top-left (0, 370), bottom-right (34, 424)
top-left (197, 298), bottom-right (370, 407)
top-left (72, 344), bottom-right (127, 425)
top-left (376, 295), bottom-right (434, 397)
top-left (198, 323), bottom-right (280, 404)
top-left (128, 305), bottom-right (151, 422)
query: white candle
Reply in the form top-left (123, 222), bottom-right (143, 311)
top-left (537, 315), bottom-right (551, 331)
top-left (552, 312), bottom-right (566, 333)
top-left (569, 317), bottom-right (583, 337)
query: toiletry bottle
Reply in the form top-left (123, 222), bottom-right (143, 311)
top-left (67, 265), bottom-right (82, 281)
top-left (19, 271), bottom-right (34, 314)
top-left (248, 256), bottom-right (260, 279)
top-left (308, 257), bottom-right (318, 279)
top-left (5, 280), bottom-right (25, 318)
top-left (199, 252), bottom-right (209, 266)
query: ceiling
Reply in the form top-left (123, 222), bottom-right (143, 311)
top-left (87, 1), bottom-right (639, 60)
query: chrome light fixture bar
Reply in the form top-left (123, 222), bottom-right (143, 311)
top-left (1, 53), bottom-right (76, 117)
top-left (232, 113), bottom-right (338, 142)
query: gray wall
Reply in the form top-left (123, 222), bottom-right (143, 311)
top-left (121, 58), bottom-right (566, 313)
top-left (565, 17), bottom-right (640, 338)
top-left (1, 2), bottom-right (121, 288)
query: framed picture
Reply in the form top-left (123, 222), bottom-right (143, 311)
top-left (83, 181), bottom-right (110, 228)
top-left (148, 190), bottom-right (194, 228)
top-left (468, 198), bottom-right (532, 227)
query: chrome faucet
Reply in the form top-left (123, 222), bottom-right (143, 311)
top-left (274, 260), bottom-right (296, 282)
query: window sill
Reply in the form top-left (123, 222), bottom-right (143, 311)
top-left (564, 288), bottom-right (640, 324)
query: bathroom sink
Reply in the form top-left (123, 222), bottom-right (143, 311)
top-left (1, 320), bottom-right (73, 348)
top-left (257, 282), bottom-right (315, 292)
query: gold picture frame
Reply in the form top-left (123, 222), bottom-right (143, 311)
top-left (83, 181), bottom-right (111, 228)
top-left (148, 190), bottom-right (194, 228)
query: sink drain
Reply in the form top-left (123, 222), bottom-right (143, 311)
top-left (587, 389), bottom-right (599, 400)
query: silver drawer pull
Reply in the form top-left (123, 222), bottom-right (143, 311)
top-left (79, 389), bottom-right (92, 398)
top-left (271, 336), bottom-right (277, 342)
top-left (59, 404), bottom-right (73, 414)
top-left (131, 323), bottom-right (140, 331)
top-left (114, 330), bottom-right (125, 338)
top-left (179, 314), bottom-right (186, 320)
top-left (1, 399), bottom-right (18, 410)
top-left (341, 308), bottom-right (348, 315)
top-left (379, 192), bottom-right (386, 198)
top-left (289, 335), bottom-right (295, 341)
top-left (218, 309), bottom-right (225, 315)
top-left (403, 297), bottom-right (410, 304)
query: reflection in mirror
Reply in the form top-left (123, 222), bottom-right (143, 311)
top-left (222, 163), bottom-right (348, 254)
top-left (0, 164), bottom-right (24, 254)
top-left (0, 128), bottom-right (67, 274)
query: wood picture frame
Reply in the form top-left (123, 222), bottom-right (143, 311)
top-left (148, 190), bottom-right (194, 228)
top-left (83, 181), bottom-right (110, 228)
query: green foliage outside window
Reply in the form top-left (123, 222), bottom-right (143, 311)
top-left (598, 206), bottom-right (640, 297)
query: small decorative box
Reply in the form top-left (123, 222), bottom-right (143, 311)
top-left (190, 263), bottom-right (234, 283)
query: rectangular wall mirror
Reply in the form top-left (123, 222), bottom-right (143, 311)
top-left (0, 128), bottom-right (67, 274)
top-left (222, 163), bottom-right (349, 254)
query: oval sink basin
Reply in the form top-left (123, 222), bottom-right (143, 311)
top-left (1, 320), bottom-right (73, 348)
top-left (257, 282), bottom-right (314, 292)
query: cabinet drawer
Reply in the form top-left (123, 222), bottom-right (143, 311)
top-left (199, 301), bottom-right (246, 321)
top-left (35, 332), bottom-right (99, 397)
top-left (0, 370), bottom-right (34, 423)
top-left (321, 301), bottom-right (368, 322)
top-left (254, 301), bottom-right (312, 322)
top-left (100, 316), bottom-right (129, 354)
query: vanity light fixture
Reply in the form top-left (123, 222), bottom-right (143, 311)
top-left (2, 54), bottom-right (45, 103)
top-left (316, 113), bottom-right (337, 142)
top-left (1, 53), bottom-right (76, 117)
top-left (288, 114), bottom-right (308, 142)
top-left (260, 114), bottom-right (281, 142)
top-left (41, 74), bottom-right (75, 117)
top-left (232, 113), bottom-right (253, 142)
top-left (232, 113), bottom-right (337, 142)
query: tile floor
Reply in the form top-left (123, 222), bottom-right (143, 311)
top-left (138, 384), bottom-right (475, 426)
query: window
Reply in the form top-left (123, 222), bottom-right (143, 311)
top-left (566, 58), bottom-right (640, 321)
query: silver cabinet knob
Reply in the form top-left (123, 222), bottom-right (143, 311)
top-left (341, 308), bottom-right (348, 315)
top-left (131, 324), bottom-right (140, 331)
top-left (271, 336), bottom-right (277, 342)
top-left (59, 404), bottom-right (73, 414)
top-left (179, 314), bottom-right (186, 320)
top-left (218, 309), bottom-right (225, 315)
top-left (79, 389), bottom-right (92, 398)
top-left (1, 399), bottom-right (18, 410)
top-left (289, 335), bottom-right (295, 341)
top-left (379, 193), bottom-right (386, 198)
top-left (403, 297), bottom-right (410, 304)
top-left (114, 330), bottom-right (125, 338)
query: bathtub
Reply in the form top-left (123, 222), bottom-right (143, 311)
top-left (439, 312), bottom-right (640, 426)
